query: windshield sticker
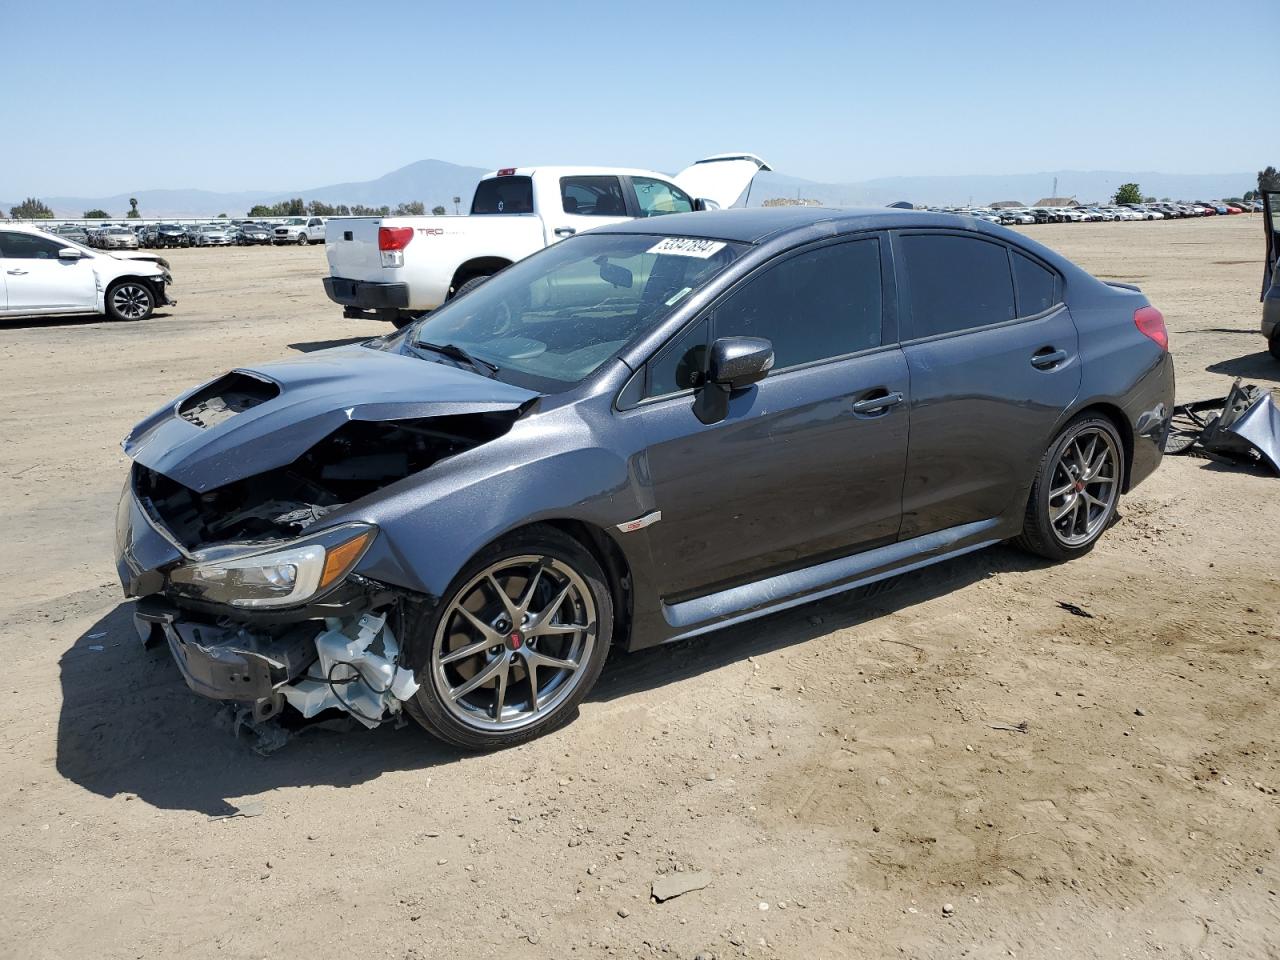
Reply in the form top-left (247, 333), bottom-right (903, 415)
top-left (664, 286), bottom-right (693, 307)
top-left (647, 238), bottom-right (727, 259)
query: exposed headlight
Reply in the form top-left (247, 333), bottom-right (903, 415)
top-left (168, 524), bottom-right (376, 608)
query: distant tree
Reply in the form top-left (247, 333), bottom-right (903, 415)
top-left (10, 197), bottom-right (55, 218)
top-left (1142, 196), bottom-right (1157, 204)
top-left (1260, 166), bottom-right (1279, 191)
top-left (1112, 183), bottom-right (1143, 205)
top-left (126, 197), bottom-right (140, 219)
top-left (1159, 196), bottom-right (1171, 202)
top-left (350, 204), bottom-right (391, 216)
top-left (393, 201), bottom-right (425, 216)
top-left (83, 208), bottom-right (111, 219)
top-left (1244, 190), bottom-right (1257, 201)
top-left (217, 213), bottom-right (228, 218)
top-left (307, 200), bottom-right (339, 216)
top-left (431, 205), bottom-right (447, 216)
top-left (247, 204), bottom-right (273, 217)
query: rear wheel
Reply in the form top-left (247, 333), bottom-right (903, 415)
top-left (451, 275), bottom-right (490, 300)
top-left (1269, 329), bottom-right (1280, 361)
top-left (105, 280), bottom-right (155, 322)
top-left (1016, 415), bottom-right (1124, 561)
top-left (404, 526), bottom-right (612, 751)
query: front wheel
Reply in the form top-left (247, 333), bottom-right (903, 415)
top-left (1015, 415), bottom-right (1124, 561)
top-left (296, 233), bottom-right (309, 246)
top-left (404, 525), bottom-right (612, 750)
top-left (105, 280), bottom-right (155, 322)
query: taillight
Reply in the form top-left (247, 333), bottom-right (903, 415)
top-left (1134, 305), bottom-right (1168, 351)
top-left (496, 167), bottom-right (516, 176)
top-left (378, 226), bottom-right (414, 268)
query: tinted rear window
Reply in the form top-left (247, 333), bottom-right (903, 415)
top-left (900, 234), bottom-right (1015, 338)
top-left (471, 176), bottom-right (534, 215)
top-left (1012, 251), bottom-right (1060, 316)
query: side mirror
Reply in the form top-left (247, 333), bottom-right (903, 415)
top-left (693, 337), bottom-right (773, 425)
top-left (57, 247), bottom-right (84, 260)
top-left (693, 197), bottom-right (721, 212)
top-left (708, 336), bottom-right (774, 389)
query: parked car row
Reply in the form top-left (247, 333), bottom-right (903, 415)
top-left (942, 200), bottom-right (1262, 226)
top-left (40, 218), bottom-right (328, 250)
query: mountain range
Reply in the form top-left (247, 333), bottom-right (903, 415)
top-left (3, 160), bottom-right (1256, 218)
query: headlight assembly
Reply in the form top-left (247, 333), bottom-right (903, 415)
top-left (168, 524), bottom-right (375, 609)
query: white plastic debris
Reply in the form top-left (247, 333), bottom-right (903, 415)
top-left (280, 612), bottom-right (420, 729)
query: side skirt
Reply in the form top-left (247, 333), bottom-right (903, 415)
top-left (660, 517), bottom-right (1003, 643)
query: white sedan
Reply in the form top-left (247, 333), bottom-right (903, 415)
top-left (0, 224), bottom-right (174, 321)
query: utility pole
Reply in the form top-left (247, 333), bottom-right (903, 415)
top-left (452, 196), bottom-right (461, 216)
top-left (1053, 176), bottom-right (1058, 197)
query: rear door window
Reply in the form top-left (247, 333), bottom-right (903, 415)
top-left (471, 176), bottom-right (534, 214)
top-left (713, 238), bottom-right (883, 370)
top-left (560, 176), bottom-right (627, 216)
top-left (631, 177), bottom-right (694, 217)
top-left (1011, 251), bottom-right (1061, 317)
top-left (899, 233), bottom-right (1015, 338)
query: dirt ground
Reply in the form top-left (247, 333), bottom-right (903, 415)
top-left (1, 216), bottom-right (1277, 960)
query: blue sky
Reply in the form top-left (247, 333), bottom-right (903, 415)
top-left (0, 0), bottom-right (1272, 196)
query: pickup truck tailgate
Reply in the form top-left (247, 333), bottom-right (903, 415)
top-left (325, 218), bottom-right (386, 284)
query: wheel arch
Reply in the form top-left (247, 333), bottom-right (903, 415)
top-left (527, 518), bottom-right (634, 653)
top-left (1062, 401), bottom-right (1135, 492)
top-left (449, 257), bottom-right (512, 298)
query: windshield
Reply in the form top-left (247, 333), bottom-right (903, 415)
top-left (284, 218), bottom-right (305, 225)
top-left (411, 232), bottom-right (747, 391)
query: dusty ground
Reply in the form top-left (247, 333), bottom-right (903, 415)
top-left (1, 216), bottom-right (1277, 960)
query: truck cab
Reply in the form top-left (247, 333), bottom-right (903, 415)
top-left (323, 154), bottom-right (770, 325)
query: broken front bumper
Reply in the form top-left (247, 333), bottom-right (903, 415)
top-left (135, 597), bottom-right (317, 701)
top-left (117, 479), bottom-right (422, 728)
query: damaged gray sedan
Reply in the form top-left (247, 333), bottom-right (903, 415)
top-left (117, 207), bottom-right (1174, 750)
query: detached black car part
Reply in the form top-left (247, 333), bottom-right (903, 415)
top-left (1166, 379), bottom-right (1280, 474)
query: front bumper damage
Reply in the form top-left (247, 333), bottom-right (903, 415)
top-left (133, 598), bottom-right (420, 728)
top-left (118, 471), bottom-right (425, 730)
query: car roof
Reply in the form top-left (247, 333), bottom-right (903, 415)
top-left (594, 206), bottom-right (988, 245)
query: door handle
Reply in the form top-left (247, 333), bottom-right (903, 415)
top-left (554, 227), bottom-right (576, 237)
top-left (1030, 348), bottom-right (1068, 370)
top-left (851, 390), bottom-right (904, 415)
top-left (6, 269), bottom-right (29, 275)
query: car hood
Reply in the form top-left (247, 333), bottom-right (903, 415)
top-left (112, 252), bottom-right (169, 270)
top-left (123, 345), bottom-right (538, 492)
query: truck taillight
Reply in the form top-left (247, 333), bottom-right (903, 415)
top-left (496, 168), bottom-right (516, 176)
top-left (1134, 305), bottom-right (1168, 351)
top-left (378, 226), bottom-right (414, 267)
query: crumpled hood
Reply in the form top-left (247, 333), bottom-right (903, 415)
top-left (124, 345), bottom-right (537, 492)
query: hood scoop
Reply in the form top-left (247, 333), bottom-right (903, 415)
top-left (179, 372), bottom-right (279, 428)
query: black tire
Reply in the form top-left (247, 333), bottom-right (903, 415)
top-left (1015, 414), bottom-right (1125, 562)
top-left (296, 233), bottom-right (309, 246)
top-left (105, 280), bottom-right (155, 322)
top-left (451, 275), bottom-right (490, 300)
top-left (404, 525), bottom-right (613, 751)
top-left (1269, 329), bottom-right (1280, 362)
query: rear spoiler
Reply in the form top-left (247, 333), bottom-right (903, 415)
top-left (1103, 280), bottom-right (1142, 292)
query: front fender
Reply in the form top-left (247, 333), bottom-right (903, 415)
top-left (338, 405), bottom-right (650, 599)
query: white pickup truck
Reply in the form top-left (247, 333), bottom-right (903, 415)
top-left (322, 154), bottom-right (770, 325)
